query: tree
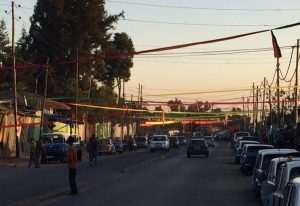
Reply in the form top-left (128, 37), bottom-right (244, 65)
top-left (187, 100), bottom-right (211, 112)
top-left (167, 98), bottom-right (186, 112)
top-left (26, 0), bottom-right (123, 98)
top-left (104, 32), bottom-right (135, 102)
top-left (0, 19), bottom-right (12, 90)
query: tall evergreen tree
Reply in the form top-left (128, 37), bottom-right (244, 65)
top-left (0, 19), bottom-right (12, 90)
top-left (27, 0), bottom-right (123, 98)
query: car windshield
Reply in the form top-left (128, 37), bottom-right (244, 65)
top-left (247, 146), bottom-right (272, 154)
top-left (169, 137), bottom-right (177, 141)
top-left (100, 139), bottom-right (110, 144)
top-left (152, 136), bottom-right (166, 141)
top-left (42, 134), bottom-right (65, 144)
top-left (190, 140), bottom-right (206, 146)
top-left (235, 132), bottom-right (249, 137)
top-left (136, 137), bottom-right (146, 141)
top-left (262, 154), bottom-right (281, 173)
top-left (243, 136), bottom-right (259, 141)
top-left (204, 136), bottom-right (212, 141)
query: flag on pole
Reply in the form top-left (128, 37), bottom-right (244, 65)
top-left (271, 31), bottom-right (282, 58)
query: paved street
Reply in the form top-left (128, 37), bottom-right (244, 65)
top-left (0, 142), bottom-right (259, 206)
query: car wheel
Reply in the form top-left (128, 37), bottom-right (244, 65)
top-left (166, 149), bottom-right (169, 152)
top-left (187, 153), bottom-right (191, 158)
top-left (150, 149), bottom-right (154, 153)
top-left (206, 153), bottom-right (209, 158)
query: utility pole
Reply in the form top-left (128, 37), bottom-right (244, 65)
top-left (40, 58), bottom-right (49, 136)
top-left (141, 85), bottom-right (143, 107)
top-left (255, 86), bottom-right (259, 133)
top-left (242, 96), bottom-right (246, 130)
top-left (268, 86), bottom-right (272, 126)
top-left (262, 77), bottom-right (266, 127)
top-left (121, 79), bottom-right (125, 139)
top-left (295, 39), bottom-right (299, 148)
top-left (276, 58), bottom-right (281, 129)
top-left (295, 39), bottom-right (299, 126)
top-left (75, 48), bottom-right (78, 135)
top-left (11, 1), bottom-right (19, 158)
top-left (138, 84), bottom-right (140, 105)
top-left (253, 83), bottom-right (255, 133)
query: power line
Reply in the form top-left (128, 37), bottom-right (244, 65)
top-left (122, 18), bottom-right (281, 27)
top-left (107, 0), bottom-right (300, 12)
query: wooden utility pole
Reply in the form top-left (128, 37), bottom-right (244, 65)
top-left (40, 58), bottom-right (49, 136)
top-left (242, 96), bottom-right (246, 130)
top-left (141, 85), bottom-right (143, 106)
top-left (295, 39), bottom-right (299, 126)
top-left (252, 83), bottom-right (255, 133)
top-left (295, 39), bottom-right (299, 148)
top-left (75, 48), bottom-right (78, 135)
top-left (276, 58), bottom-right (280, 129)
top-left (268, 86), bottom-right (272, 126)
top-left (262, 77), bottom-right (266, 126)
top-left (11, 1), bottom-right (19, 158)
top-left (138, 84), bottom-right (140, 105)
top-left (255, 86), bottom-right (259, 132)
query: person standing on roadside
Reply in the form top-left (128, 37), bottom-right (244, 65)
top-left (28, 138), bottom-right (36, 168)
top-left (66, 136), bottom-right (78, 195)
top-left (35, 139), bottom-right (43, 168)
top-left (87, 134), bottom-right (98, 166)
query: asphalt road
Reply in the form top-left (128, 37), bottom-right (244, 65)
top-left (0, 142), bottom-right (260, 206)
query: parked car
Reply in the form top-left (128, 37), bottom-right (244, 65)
top-left (240, 144), bottom-right (273, 175)
top-left (187, 138), bottom-right (209, 158)
top-left (126, 139), bottom-right (137, 151)
top-left (149, 135), bottom-right (169, 152)
top-left (235, 140), bottom-right (260, 163)
top-left (252, 149), bottom-right (297, 198)
top-left (41, 133), bottom-right (80, 163)
top-left (233, 131), bottom-right (250, 147)
top-left (203, 136), bottom-right (215, 147)
top-left (177, 136), bottom-right (187, 145)
top-left (135, 136), bottom-right (148, 149)
top-left (261, 155), bottom-right (300, 206)
top-left (234, 136), bottom-right (259, 151)
top-left (98, 139), bottom-right (116, 155)
top-left (271, 161), bottom-right (300, 206)
top-left (169, 136), bottom-right (180, 148)
top-left (113, 139), bottom-right (124, 154)
top-left (281, 177), bottom-right (300, 206)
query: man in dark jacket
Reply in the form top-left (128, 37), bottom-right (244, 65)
top-left (87, 134), bottom-right (98, 166)
top-left (67, 136), bottom-right (78, 195)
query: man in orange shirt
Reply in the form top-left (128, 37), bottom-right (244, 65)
top-left (66, 136), bottom-right (78, 195)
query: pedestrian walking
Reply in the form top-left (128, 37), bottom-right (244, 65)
top-left (35, 139), bottom-right (43, 168)
top-left (28, 138), bottom-right (36, 168)
top-left (77, 137), bottom-right (84, 162)
top-left (87, 134), bottom-right (98, 166)
top-left (66, 136), bottom-right (78, 195)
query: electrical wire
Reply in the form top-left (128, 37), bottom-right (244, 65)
top-left (279, 47), bottom-right (294, 81)
top-left (107, 0), bottom-right (300, 12)
top-left (122, 18), bottom-right (280, 27)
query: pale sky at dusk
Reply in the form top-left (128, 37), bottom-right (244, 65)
top-left (1, 0), bottom-right (300, 108)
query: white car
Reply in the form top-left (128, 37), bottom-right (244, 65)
top-left (203, 136), bottom-right (215, 147)
top-left (149, 135), bottom-right (169, 152)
